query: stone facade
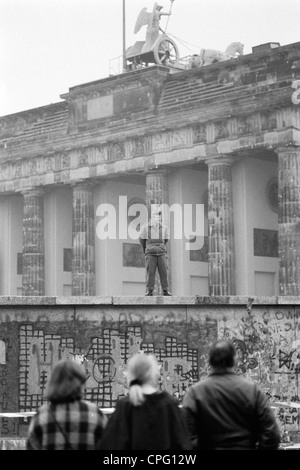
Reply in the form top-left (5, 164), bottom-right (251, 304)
top-left (0, 43), bottom-right (300, 296)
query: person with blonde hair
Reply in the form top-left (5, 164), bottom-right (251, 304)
top-left (26, 359), bottom-right (107, 450)
top-left (98, 353), bottom-right (192, 450)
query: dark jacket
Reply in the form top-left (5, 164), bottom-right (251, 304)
top-left (98, 391), bottom-right (192, 450)
top-left (182, 371), bottom-right (281, 450)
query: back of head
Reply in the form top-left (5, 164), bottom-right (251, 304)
top-left (209, 340), bottom-right (236, 370)
top-left (127, 353), bottom-right (160, 406)
top-left (47, 359), bottom-right (87, 404)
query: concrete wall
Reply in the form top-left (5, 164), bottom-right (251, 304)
top-left (0, 296), bottom-right (300, 441)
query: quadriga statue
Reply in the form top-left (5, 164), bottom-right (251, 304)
top-left (189, 41), bottom-right (244, 68)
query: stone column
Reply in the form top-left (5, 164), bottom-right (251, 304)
top-left (206, 158), bottom-right (235, 296)
top-left (145, 169), bottom-right (171, 295)
top-left (72, 182), bottom-right (95, 296)
top-left (22, 189), bottom-right (45, 296)
top-left (277, 147), bottom-right (300, 295)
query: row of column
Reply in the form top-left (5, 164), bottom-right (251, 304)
top-left (21, 148), bottom-right (300, 296)
top-left (278, 148), bottom-right (300, 295)
top-left (22, 183), bottom-right (96, 296)
top-left (205, 148), bottom-right (300, 296)
top-left (21, 173), bottom-right (169, 296)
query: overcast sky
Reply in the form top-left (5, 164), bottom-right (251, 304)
top-left (1, 0), bottom-right (300, 117)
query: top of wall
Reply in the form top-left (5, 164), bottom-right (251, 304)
top-left (0, 295), bottom-right (299, 306)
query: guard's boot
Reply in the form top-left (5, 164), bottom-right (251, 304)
top-left (163, 290), bottom-right (172, 296)
top-left (145, 290), bottom-right (153, 296)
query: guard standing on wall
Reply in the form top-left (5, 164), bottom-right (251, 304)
top-left (139, 206), bottom-right (172, 296)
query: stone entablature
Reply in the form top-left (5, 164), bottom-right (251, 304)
top-left (0, 110), bottom-right (298, 194)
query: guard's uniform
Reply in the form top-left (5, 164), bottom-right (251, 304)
top-left (139, 220), bottom-right (170, 294)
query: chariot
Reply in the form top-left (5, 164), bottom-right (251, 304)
top-left (126, 2), bottom-right (180, 69)
top-left (124, 2), bottom-right (243, 72)
top-left (126, 34), bottom-right (179, 68)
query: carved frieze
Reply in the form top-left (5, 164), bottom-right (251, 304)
top-left (55, 154), bottom-right (62, 171)
top-left (153, 132), bottom-right (172, 151)
top-left (152, 129), bottom-right (189, 152)
top-left (45, 156), bottom-right (55, 172)
top-left (237, 117), bottom-right (253, 135)
top-left (192, 124), bottom-right (207, 144)
top-left (61, 153), bottom-right (71, 169)
top-left (36, 157), bottom-right (44, 174)
top-left (88, 145), bottom-right (107, 164)
top-left (172, 129), bottom-right (188, 148)
top-left (0, 108), bottom-right (287, 193)
top-left (78, 149), bottom-right (89, 167)
top-left (261, 112), bottom-right (277, 131)
top-left (74, 146), bottom-right (107, 167)
top-left (23, 159), bottom-right (37, 177)
top-left (130, 137), bottom-right (147, 157)
top-left (13, 161), bottom-right (22, 178)
top-left (214, 121), bottom-right (229, 140)
top-left (108, 142), bottom-right (125, 161)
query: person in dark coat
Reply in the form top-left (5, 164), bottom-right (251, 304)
top-left (182, 339), bottom-right (281, 450)
top-left (98, 353), bottom-right (192, 450)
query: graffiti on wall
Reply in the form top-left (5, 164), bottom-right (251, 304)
top-left (19, 324), bottom-right (199, 411)
top-left (1, 305), bottom-right (300, 439)
top-left (0, 339), bottom-right (20, 436)
top-left (218, 308), bottom-right (300, 434)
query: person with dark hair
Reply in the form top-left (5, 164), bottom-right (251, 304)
top-left (98, 353), bottom-right (192, 450)
top-left (26, 359), bottom-right (107, 450)
top-left (182, 339), bottom-right (281, 450)
top-left (139, 207), bottom-right (172, 296)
